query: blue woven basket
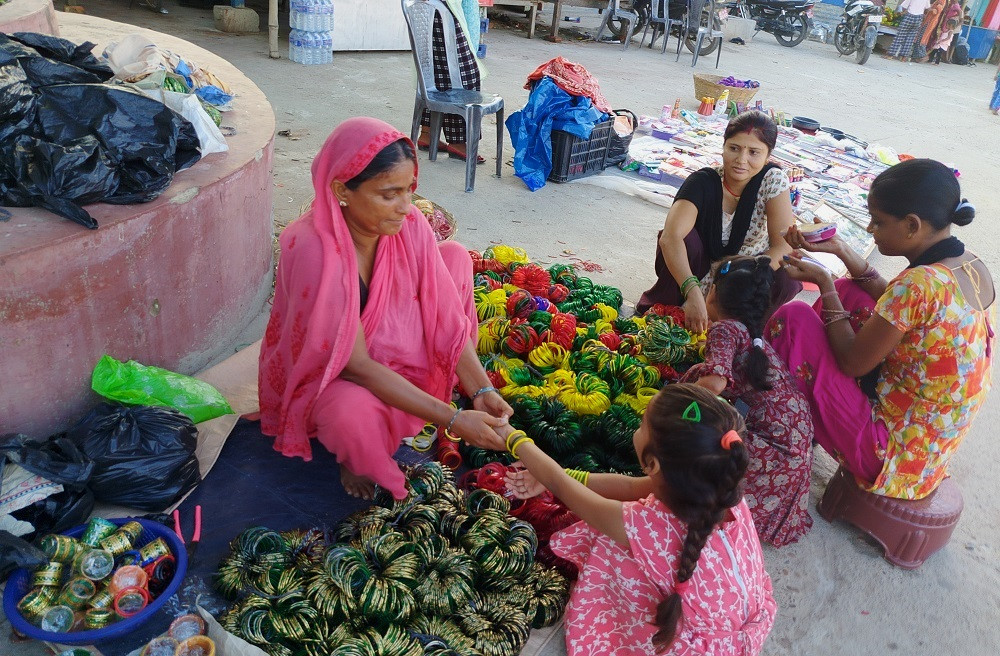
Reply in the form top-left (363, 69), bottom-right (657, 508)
top-left (2, 518), bottom-right (188, 645)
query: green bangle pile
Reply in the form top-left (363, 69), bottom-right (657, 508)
top-left (216, 461), bottom-right (569, 656)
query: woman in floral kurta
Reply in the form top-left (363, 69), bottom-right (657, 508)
top-left (682, 319), bottom-right (814, 546)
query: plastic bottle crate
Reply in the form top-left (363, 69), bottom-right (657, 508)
top-left (548, 119), bottom-right (614, 183)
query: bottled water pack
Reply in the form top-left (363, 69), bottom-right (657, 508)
top-left (289, 0), bottom-right (333, 65)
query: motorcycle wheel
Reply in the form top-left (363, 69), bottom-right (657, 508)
top-left (856, 25), bottom-right (876, 64)
top-left (683, 15), bottom-right (722, 55)
top-left (604, 1), bottom-right (650, 43)
top-left (834, 23), bottom-right (857, 55)
top-left (774, 13), bottom-right (808, 47)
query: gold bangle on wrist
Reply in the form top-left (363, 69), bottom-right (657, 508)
top-left (505, 429), bottom-right (527, 453)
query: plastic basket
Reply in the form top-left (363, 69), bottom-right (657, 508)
top-left (692, 73), bottom-right (760, 105)
top-left (2, 518), bottom-right (187, 645)
top-left (548, 118), bottom-right (614, 184)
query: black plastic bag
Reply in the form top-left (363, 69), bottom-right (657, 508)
top-left (0, 530), bottom-right (46, 582)
top-left (605, 109), bottom-right (637, 168)
top-left (0, 33), bottom-right (201, 229)
top-left (68, 403), bottom-right (201, 511)
top-left (0, 432), bottom-right (96, 538)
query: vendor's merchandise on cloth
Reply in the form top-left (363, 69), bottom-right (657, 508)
top-left (436, 245), bottom-right (705, 475)
top-left (215, 461), bottom-right (570, 656)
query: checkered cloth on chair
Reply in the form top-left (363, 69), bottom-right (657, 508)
top-left (420, 12), bottom-right (481, 144)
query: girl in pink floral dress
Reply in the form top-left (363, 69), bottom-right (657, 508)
top-left (503, 385), bottom-right (776, 655)
top-left (681, 256), bottom-right (814, 547)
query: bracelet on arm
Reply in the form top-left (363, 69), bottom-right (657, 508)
top-left (680, 276), bottom-right (700, 298)
top-left (505, 429), bottom-right (528, 453)
top-left (822, 311), bottom-right (851, 327)
top-left (510, 436), bottom-right (535, 459)
top-left (446, 408), bottom-right (462, 434)
top-left (850, 265), bottom-right (879, 283)
top-left (820, 291), bottom-right (840, 301)
top-left (471, 386), bottom-right (499, 401)
top-left (564, 468), bottom-right (590, 487)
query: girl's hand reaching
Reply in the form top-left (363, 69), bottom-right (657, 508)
top-left (504, 464), bottom-right (548, 499)
top-left (473, 390), bottom-right (513, 423)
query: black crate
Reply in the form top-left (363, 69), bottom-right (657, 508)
top-left (548, 119), bottom-right (614, 184)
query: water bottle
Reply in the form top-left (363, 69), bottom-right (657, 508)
top-left (288, 29), bottom-right (302, 63)
top-left (319, 0), bottom-right (332, 31)
top-left (304, 30), bottom-right (317, 65)
top-left (289, 1), bottom-right (301, 29)
top-left (321, 30), bottom-right (333, 63)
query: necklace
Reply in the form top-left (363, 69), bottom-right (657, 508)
top-left (722, 177), bottom-right (742, 199)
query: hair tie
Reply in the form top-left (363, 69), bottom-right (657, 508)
top-left (719, 260), bottom-right (732, 275)
top-left (955, 200), bottom-right (974, 214)
top-left (674, 579), bottom-right (692, 595)
top-left (720, 430), bottom-right (743, 450)
top-left (751, 337), bottom-right (764, 349)
top-left (681, 401), bottom-right (701, 422)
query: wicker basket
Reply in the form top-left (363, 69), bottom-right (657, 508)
top-left (692, 73), bottom-right (760, 105)
top-left (412, 193), bottom-right (457, 242)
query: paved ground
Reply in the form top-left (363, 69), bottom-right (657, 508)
top-left (5, 1), bottom-right (1000, 654)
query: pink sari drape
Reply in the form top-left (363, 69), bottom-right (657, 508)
top-left (258, 117), bottom-right (474, 497)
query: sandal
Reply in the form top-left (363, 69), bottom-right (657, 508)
top-left (444, 144), bottom-right (485, 164)
top-left (417, 138), bottom-right (449, 152)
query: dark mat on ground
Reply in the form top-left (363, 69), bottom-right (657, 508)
top-left (95, 418), bottom-right (430, 655)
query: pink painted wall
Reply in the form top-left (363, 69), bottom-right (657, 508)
top-left (0, 0), bottom-right (60, 35)
top-left (0, 16), bottom-right (276, 438)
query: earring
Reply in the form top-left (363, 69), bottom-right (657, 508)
top-left (339, 200), bottom-right (348, 207)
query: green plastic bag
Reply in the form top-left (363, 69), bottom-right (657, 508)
top-left (91, 355), bottom-right (234, 424)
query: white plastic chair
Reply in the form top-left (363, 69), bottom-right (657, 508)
top-left (675, 0), bottom-right (724, 68)
top-left (402, 0), bottom-right (504, 192)
top-left (595, 0), bottom-right (640, 51)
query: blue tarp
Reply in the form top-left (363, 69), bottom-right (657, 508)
top-left (505, 77), bottom-right (608, 191)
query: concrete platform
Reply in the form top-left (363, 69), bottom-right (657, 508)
top-left (0, 13), bottom-right (275, 439)
top-left (0, 0), bottom-right (60, 35)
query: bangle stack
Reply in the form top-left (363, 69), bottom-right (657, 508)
top-left (822, 311), bottom-right (851, 326)
top-left (505, 429), bottom-right (534, 459)
top-left (564, 468), bottom-right (590, 487)
top-left (680, 276), bottom-right (700, 299)
top-left (850, 265), bottom-right (879, 283)
top-left (471, 386), bottom-right (499, 400)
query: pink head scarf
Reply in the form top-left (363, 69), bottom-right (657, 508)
top-left (259, 117), bottom-right (470, 459)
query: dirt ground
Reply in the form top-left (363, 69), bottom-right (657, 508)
top-left (5, 1), bottom-right (1000, 654)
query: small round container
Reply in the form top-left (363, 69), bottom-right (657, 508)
top-left (138, 538), bottom-right (171, 566)
top-left (110, 566), bottom-right (148, 593)
top-left (80, 518), bottom-right (118, 548)
top-left (83, 608), bottom-right (116, 630)
top-left (17, 587), bottom-right (55, 623)
top-left (168, 613), bottom-right (206, 641)
top-left (88, 588), bottom-right (115, 610)
top-left (791, 116), bottom-right (820, 135)
top-left (140, 637), bottom-right (179, 656)
top-left (113, 586), bottom-right (150, 618)
top-left (41, 535), bottom-right (86, 563)
top-left (176, 635), bottom-right (216, 656)
top-left (40, 605), bottom-right (75, 633)
top-left (78, 549), bottom-right (115, 581)
top-left (57, 578), bottom-right (96, 609)
top-left (31, 562), bottom-right (65, 588)
top-left (800, 222), bottom-right (838, 243)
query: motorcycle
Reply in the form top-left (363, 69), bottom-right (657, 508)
top-left (725, 0), bottom-right (816, 47)
top-left (602, 0), bottom-right (724, 56)
top-left (833, 0), bottom-right (882, 65)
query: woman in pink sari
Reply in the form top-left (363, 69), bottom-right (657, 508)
top-left (259, 117), bottom-right (512, 500)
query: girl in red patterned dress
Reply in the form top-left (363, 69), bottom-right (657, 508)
top-left (503, 385), bottom-right (776, 655)
top-left (681, 256), bottom-right (815, 547)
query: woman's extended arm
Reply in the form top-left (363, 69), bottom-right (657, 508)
top-left (784, 255), bottom-right (905, 377)
top-left (659, 200), bottom-right (710, 332)
top-left (341, 324), bottom-right (505, 449)
top-left (763, 191), bottom-right (795, 269)
top-left (456, 340), bottom-right (513, 421)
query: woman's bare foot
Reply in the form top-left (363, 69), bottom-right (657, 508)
top-left (340, 465), bottom-right (376, 500)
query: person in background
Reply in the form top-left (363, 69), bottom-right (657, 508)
top-left (929, 18), bottom-right (958, 64)
top-left (259, 117), bottom-right (512, 500)
top-left (885, 0), bottom-right (932, 62)
top-left (503, 385), bottom-right (776, 656)
top-left (636, 111), bottom-right (800, 332)
top-left (415, 0), bottom-right (486, 163)
top-left (919, 0), bottom-right (947, 52)
top-left (769, 159), bottom-right (993, 501)
top-left (680, 256), bottom-right (815, 547)
top-left (991, 58), bottom-right (1000, 114)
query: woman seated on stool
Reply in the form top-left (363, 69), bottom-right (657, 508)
top-left (770, 159), bottom-right (994, 500)
top-left (258, 117), bottom-right (512, 500)
top-left (636, 111), bottom-right (801, 332)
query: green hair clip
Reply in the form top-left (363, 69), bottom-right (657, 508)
top-left (682, 401), bottom-right (701, 423)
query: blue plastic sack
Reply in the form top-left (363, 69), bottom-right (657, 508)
top-left (505, 77), bottom-right (607, 191)
top-left (194, 84), bottom-right (233, 108)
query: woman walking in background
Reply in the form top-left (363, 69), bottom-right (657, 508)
top-left (991, 59), bottom-right (1000, 115)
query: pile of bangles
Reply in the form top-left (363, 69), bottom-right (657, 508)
top-left (217, 462), bottom-right (570, 656)
top-left (437, 245), bottom-right (706, 475)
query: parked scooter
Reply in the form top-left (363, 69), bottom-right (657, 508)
top-left (725, 0), bottom-right (816, 47)
top-left (833, 0), bottom-right (882, 65)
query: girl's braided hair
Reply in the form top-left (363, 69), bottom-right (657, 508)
top-left (641, 384), bottom-right (749, 650)
top-left (712, 255), bottom-right (774, 391)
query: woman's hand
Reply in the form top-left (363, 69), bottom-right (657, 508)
top-left (682, 291), bottom-right (710, 333)
top-left (780, 251), bottom-right (835, 287)
top-left (472, 390), bottom-right (513, 423)
top-left (784, 219), bottom-right (846, 256)
top-left (450, 409), bottom-right (507, 451)
top-left (504, 464), bottom-right (548, 499)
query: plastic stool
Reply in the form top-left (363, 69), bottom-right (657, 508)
top-left (818, 466), bottom-right (963, 569)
